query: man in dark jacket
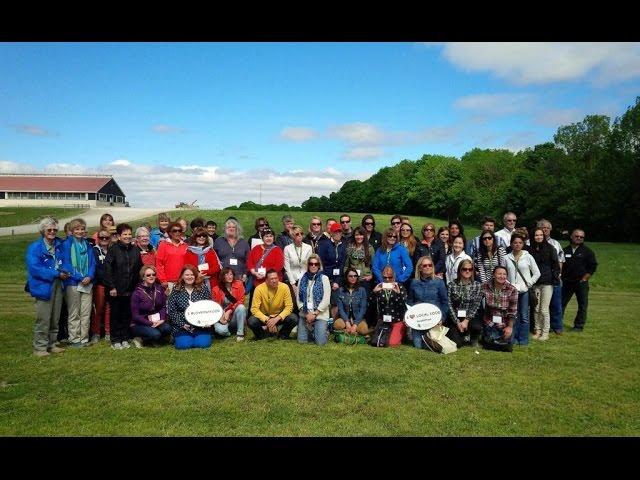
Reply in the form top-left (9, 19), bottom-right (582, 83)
top-left (561, 229), bottom-right (597, 332)
top-left (104, 223), bottom-right (143, 349)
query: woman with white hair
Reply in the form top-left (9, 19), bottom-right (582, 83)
top-left (26, 216), bottom-right (69, 356)
top-left (135, 226), bottom-right (156, 266)
top-left (61, 218), bottom-right (96, 348)
top-left (213, 218), bottom-right (250, 284)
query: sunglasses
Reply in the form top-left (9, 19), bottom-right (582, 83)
top-left (347, 274), bottom-right (358, 278)
top-left (293, 232), bottom-right (303, 236)
top-left (171, 229), bottom-right (182, 233)
top-left (308, 262), bottom-right (320, 266)
top-left (482, 237), bottom-right (493, 241)
top-left (421, 264), bottom-right (433, 268)
top-left (340, 220), bottom-right (350, 224)
top-left (311, 222), bottom-right (321, 226)
top-left (461, 267), bottom-right (474, 272)
top-left (391, 221), bottom-right (401, 225)
top-left (195, 234), bottom-right (207, 238)
top-left (506, 219), bottom-right (516, 222)
top-left (98, 236), bottom-right (110, 240)
top-left (45, 228), bottom-right (59, 233)
top-left (423, 228), bottom-right (434, 231)
top-left (383, 276), bottom-right (393, 280)
top-left (364, 222), bottom-right (374, 226)
top-left (144, 273), bottom-right (156, 277)
top-left (387, 235), bottom-right (397, 239)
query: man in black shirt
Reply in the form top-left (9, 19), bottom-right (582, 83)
top-left (561, 229), bottom-right (598, 331)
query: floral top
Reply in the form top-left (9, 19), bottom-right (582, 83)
top-left (372, 284), bottom-right (407, 323)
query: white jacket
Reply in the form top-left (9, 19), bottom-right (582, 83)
top-left (506, 251), bottom-right (540, 293)
top-left (445, 251), bottom-right (472, 285)
top-left (284, 242), bottom-right (313, 284)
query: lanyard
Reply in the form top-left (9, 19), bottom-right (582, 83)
top-left (141, 286), bottom-right (157, 306)
top-left (295, 244), bottom-right (303, 264)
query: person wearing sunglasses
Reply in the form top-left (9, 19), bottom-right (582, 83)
top-left (334, 267), bottom-right (370, 339)
top-left (561, 229), bottom-right (597, 332)
top-left (506, 232), bottom-right (540, 346)
top-left (90, 229), bottom-right (112, 343)
top-left (399, 222), bottom-right (419, 278)
top-left (249, 217), bottom-right (270, 250)
top-left (284, 225), bottom-right (313, 292)
top-left (390, 215), bottom-right (403, 234)
top-left (296, 254), bottom-right (331, 345)
top-left (466, 216), bottom-right (507, 257)
top-left (26, 216), bottom-right (69, 356)
top-left (371, 266), bottom-right (408, 346)
top-left (317, 223), bottom-right (347, 320)
top-left (495, 212), bottom-right (518, 248)
top-left (156, 221), bottom-right (188, 294)
top-left (418, 223), bottom-right (446, 277)
top-left (61, 218), bottom-right (96, 348)
top-left (303, 216), bottom-right (327, 253)
top-left (407, 256), bottom-right (450, 351)
top-left (184, 226), bottom-right (222, 291)
top-left (473, 229), bottom-right (507, 284)
top-left (338, 214), bottom-right (353, 243)
top-left (104, 223), bottom-right (143, 350)
top-left (447, 259), bottom-right (483, 347)
top-left (343, 226), bottom-right (375, 293)
top-left (129, 265), bottom-right (171, 348)
top-left (361, 214), bottom-right (382, 251)
top-left (372, 228), bottom-right (413, 285)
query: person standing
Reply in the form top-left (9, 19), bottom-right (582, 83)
top-left (339, 214), bottom-right (353, 244)
top-left (104, 223), bottom-right (143, 350)
top-left (537, 219), bottom-right (565, 334)
top-left (149, 213), bottom-right (171, 249)
top-left (303, 216), bottom-right (327, 253)
top-left (214, 218), bottom-right (250, 284)
top-left (155, 222), bottom-right (188, 293)
top-left (529, 228), bottom-right (560, 341)
top-left (90, 229), bottom-right (111, 343)
top-left (495, 212), bottom-right (518, 248)
top-left (26, 217), bottom-right (68, 356)
top-left (562, 229), bottom-right (597, 332)
top-left (361, 214), bottom-right (382, 251)
top-left (276, 214), bottom-right (295, 251)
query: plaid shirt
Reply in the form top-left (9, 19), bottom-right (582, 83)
top-left (447, 280), bottom-right (483, 324)
top-left (481, 280), bottom-right (518, 327)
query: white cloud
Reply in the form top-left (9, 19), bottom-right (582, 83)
top-left (329, 123), bottom-right (386, 145)
top-left (440, 42), bottom-right (640, 86)
top-left (152, 124), bottom-right (185, 134)
top-left (342, 147), bottom-right (384, 160)
top-left (503, 132), bottom-right (538, 153)
top-left (534, 108), bottom-right (585, 127)
top-left (9, 124), bottom-right (57, 137)
top-left (0, 160), bottom-right (36, 173)
top-left (280, 127), bottom-right (318, 141)
top-left (454, 93), bottom-right (536, 115)
top-left (110, 159), bottom-right (132, 167)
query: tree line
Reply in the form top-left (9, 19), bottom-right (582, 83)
top-left (300, 97), bottom-right (640, 242)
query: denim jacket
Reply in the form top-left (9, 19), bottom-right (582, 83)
top-left (407, 277), bottom-right (450, 319)
top-left (336, 286), bottom-right (368, 324)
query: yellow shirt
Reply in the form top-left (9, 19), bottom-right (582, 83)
top-left (251, 282), bottom-right (294, 322)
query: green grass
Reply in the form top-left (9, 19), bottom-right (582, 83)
top-left (0, 207), bottom-right (88, 228)
top-left (1, 211), bottom-right (638, 436)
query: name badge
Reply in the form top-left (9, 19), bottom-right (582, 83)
top-left (565, 254), bottom-right (572, 258)
top-left (457, 309), bottom-right (467, 318)
top-left (149, 313), bottom-right (160, 322)
top-left (333, 269), bottom-right (340, 276)
top-left (356, 269), bottom-right (361, 276)
top-left (492, 315), bottom-right (503, 325)
top-left (229, 258), bottom-right (238, 266)
top-left (307, 301), bottom-right (314, 311)
top-left (257, 267), bottom-right (266, 276)
top-left (198, 263), bottom-right (209, 272)
top-left (383, 315), bottom-right (392, 323)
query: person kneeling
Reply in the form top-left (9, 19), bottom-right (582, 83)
top-left (211, 268), bottom-right (246, 342)
top-left (481, 266), bottom-right (517, 352)
top-left (334, 268), bottom-right (369, 339)
top-left (247, 269), bottom-right (297, 340)
top-left (296, 254), bottom-right (331, 346)
top-left (130, 265), bottom-right (171, 347)
top-left (370, 266), bottom-right (407, 347)
top-left (168, 265), bottom-right (213, 349)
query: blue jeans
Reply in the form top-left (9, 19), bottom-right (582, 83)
top-left (130, 322), bottom-right (171, 342)
top-left (511, 290), bottom-right (530, 345)
top-left (174, 331), bottom-right (212, 350)
top-left (297, 315), bottom-right (328, 346)
top-left (214, 305), bottom-right (246, 337)
top-left (411, 328), bottom-right (428, 349)
top-left (550, 283), bottom-right (563, 331)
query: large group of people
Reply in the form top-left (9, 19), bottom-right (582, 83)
top-left (26, 210), bottom-right (598, 356)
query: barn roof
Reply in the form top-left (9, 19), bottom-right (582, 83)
top-left (0, 175), bottom-right (113, 192)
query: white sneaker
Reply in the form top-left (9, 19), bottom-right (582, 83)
top-left (90, 335), bottom-right (100, 344)
top-left (111, 342), bottom-right (123, 350)
top-left (539, 333), bottom-right (549, 341)
top-left (132, 337), bottom-right (143, 349)
top-left (121, 341), bottom-right (131, 349)
top-left (236, 335), bottom-right (245, 342)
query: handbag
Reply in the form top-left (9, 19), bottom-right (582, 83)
top-left (427, 324), bottom-right (458, 354)
top-left (369, 323), bottom-right (391, 347)
top-left (333, 331), bottom-right (367, 345)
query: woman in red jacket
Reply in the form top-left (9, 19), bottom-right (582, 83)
top-left (155, 222), bottom-right (188, 293)
top-left (211, 268), bottom-right (246, 341)
top-left (184, 227), bottom-right (221, 289)
top-left (246, 228), bottom-right (285, 289)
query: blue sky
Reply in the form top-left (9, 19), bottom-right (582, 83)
top-left (1, 42), bottom-right (639, 208)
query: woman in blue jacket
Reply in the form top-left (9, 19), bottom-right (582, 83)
top-left (333, 268), bottom-right (369, 337)
top-left (26, 216), bottom-right (69, 356)
top-left (407, 255), bottom-right (450, 351)
top-left (61, 218), bottom-right (96, 348)
top-left (372, 228), bottom-right (413, 285)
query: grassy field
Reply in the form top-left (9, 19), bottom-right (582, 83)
top-left (1, 210), bottom-right (638, 436)
top-left (0, 207), bottom-right (88, 228)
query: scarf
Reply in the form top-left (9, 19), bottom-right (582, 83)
top-left (298, 272), bottom-right (324, 314)
top-left (186, 245), bottom-right (211, 266)
top-left (71, 237), bottom-right (88, 276)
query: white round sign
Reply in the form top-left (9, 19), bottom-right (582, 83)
top-left (185, 300), bottom-right (223, 327)
top-left (404, 303), bottom-right (442, 330)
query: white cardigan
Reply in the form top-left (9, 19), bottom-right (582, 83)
top-left (446, 251), bottom-right (472, 285)
top-left (284, 242), bottom-right (313, 285)
top-left (506, 251), bottom-right (541, 293)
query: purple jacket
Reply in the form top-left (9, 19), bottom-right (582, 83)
top-left (130, 282), bottom-right (167, 327)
